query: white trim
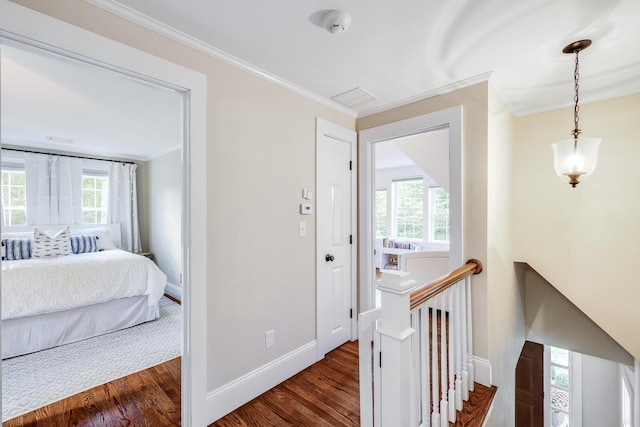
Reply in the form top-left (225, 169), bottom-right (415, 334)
top-left (472, 356), bottom-right (492, 387)
top-left (359, 72), bottom-right (492, 118)
top-left (358, 106), bottom-right (463, 313)
top-left (206, 341), bottom-right (318, 422)
top-left (0, 3), bottom-right (208, 425)
top-left (84, 0), bottom-right (357, 119)
top-left (164, 281), bottom-right (182, 302)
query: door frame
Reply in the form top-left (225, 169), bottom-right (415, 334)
top-left (0, 3), bottom-right (208, 425)
top-left (358, 106), bottom-right (463, 312)
top-left (316, 118), bottom-right (357, 359)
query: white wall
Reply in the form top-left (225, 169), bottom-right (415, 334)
top-left (581, 354), bottom-right (622, 427)
top-left (148, 149), bottom-right (181, 288)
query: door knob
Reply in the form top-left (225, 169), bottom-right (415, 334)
top-left (325, 254), bottom-right (335, 262)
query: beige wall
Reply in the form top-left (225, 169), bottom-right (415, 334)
top-left (513, 93), bottom-right (640, 360)
top-left (358, 82), bottom-right (491, 360)
top-left (485, 87), bottom-right (524, 426)
top-left (148, 149), bottom-right (182, 286)
top-left (11, 0), bottom-right (356, 397)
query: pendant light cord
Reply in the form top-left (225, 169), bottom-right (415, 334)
top-left (572, 49), bottom-right (582, 147)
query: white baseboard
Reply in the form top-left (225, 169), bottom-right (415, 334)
top-left (206, 340), bottom-right (318, 423)
top-left (473, 356), bottom-right (492, 387)
top-left (164, 281), bottom-right (182, 301)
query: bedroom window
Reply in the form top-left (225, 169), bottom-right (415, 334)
top-left (429, 186), bottom-right (450, 243)
top-left (392, 178), bottom-right (423, 240)
top-left (1, 168), bottom-right (27, 226)
top-left (82, 172), bottom-right (109, 224)
top-left (375, 189), bottom-right (388, 238)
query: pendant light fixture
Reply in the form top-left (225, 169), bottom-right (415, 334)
top-left (551, 39), bottom-right (601, 188)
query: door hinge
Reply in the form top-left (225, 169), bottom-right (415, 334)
top-left (349, 234), bottom-right (352, 244)
top-left (350, 308), bottom-right (353, 319)
top-left (349, 160), bottom-right (352, 170)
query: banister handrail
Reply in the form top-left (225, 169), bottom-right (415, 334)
top-left (409, 258), bottom-right (483, 310)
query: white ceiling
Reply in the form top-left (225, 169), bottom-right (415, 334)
top-left (2, 0), bottom-right (639, 160)
top-left (1, 45), bottom-right (183, 161)
top-left (103, 0), bottom-right (640, 116)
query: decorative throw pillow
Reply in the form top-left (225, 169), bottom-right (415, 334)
top-left (2, 238), bottom-right (33, 261)
top-left (74, 227), bottom-right (116, 251)
top-left (70, 234), bottom-right (98, 254)
top-left (31, 227), bottom-right (73, 258)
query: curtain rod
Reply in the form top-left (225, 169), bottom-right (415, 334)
top-left (1, 148), bottom-right (136, 165)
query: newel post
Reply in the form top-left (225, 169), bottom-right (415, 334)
top-left (376, 270), bottom-right (416, 427)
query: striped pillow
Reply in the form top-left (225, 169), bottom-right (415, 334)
top-left (2, 238), bottom-right (33, 261)
top-left (70, 234), bottom-right (98, 254)
top-left (31, 227), bottom-right (73, 258)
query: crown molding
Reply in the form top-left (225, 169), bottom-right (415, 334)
top-left (358, 72), bottom-right (494, 118)
top-left (84, 0), bottom-right (357, 118)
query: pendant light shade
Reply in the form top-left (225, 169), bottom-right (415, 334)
top-left (552, 39), bottom-right (601, 188)
top-left (552, 137), bottom-right (601, 187)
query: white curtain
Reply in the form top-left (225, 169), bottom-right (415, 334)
top-left (107, 162), bottom-right (141, 252)
top-left (24, 153), bottom-right (83, 225)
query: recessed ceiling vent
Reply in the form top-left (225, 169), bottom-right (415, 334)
top-left (330, 87), bottom-right (377, 108)
top-left (46, 135), bottom-right (75, 144)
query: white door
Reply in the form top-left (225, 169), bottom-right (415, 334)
top-left (316, 118), bottom-right (356, 358)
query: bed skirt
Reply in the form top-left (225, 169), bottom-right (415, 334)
top-left (2, 296), bottom-right (159, 359)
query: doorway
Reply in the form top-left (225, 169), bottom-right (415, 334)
top-left (358, 107), bottom-right (463, 312)
top-left (0, 4), bottom-right (208, 425)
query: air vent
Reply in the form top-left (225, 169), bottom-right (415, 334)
top-left (330, 87), bottom-right (377, 108)
top-left (46, 136), bottom-right (74, 144)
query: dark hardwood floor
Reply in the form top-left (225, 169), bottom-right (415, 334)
top-left (211, 341), bottom-right (360, 427)
top-left (4, 331), bottom-right (494, 426)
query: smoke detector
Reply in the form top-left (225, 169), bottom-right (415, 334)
top-left (323, 10), bottom-right (351, 34)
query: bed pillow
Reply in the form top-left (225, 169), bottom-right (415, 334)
top-left (31, 227), bottom-right (73, 258)
top-left (2, 238), bottom-right (33, 261)
top-left (70, 234), bottom-right (98, 254)
top-left (73, 227), bottom-right (116, 251)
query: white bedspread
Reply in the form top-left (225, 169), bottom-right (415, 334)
top-left (2, 249), bottom-right (167, 320)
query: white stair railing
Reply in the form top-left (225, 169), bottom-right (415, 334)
top-left (359, 260), bottom-right (483, 427)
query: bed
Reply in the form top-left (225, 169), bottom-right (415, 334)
top-left (1, 224), bottom-right (167, 359)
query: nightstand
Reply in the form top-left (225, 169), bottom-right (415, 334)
top-left (136, 252), bottom-right (153, 260)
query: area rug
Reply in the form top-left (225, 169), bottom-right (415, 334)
top-left (2, 297), bottom-right (182, 421)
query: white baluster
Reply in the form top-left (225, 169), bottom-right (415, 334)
top-left (448, 287), bottom-right (456, 423)
top-left (454, 283), bottom-right (463, 411)
top-left (466, 276), bottom-right (475, 392)
top-left (440, 294), bottom-right (448, 427)
top-left (421, 307), bottom-right (431, 427)
top-left (431, 301), bottom-right (440, 427)
top-left (410, 310), bottom-right (420, 425)
top-left (460, 279), bottom-right (469, 401)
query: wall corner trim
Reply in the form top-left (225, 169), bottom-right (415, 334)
top-left (206, 340), bottom-right (318, 423)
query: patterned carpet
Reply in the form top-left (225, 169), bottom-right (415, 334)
top-left (2, 297), bottom-right (182, 421)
